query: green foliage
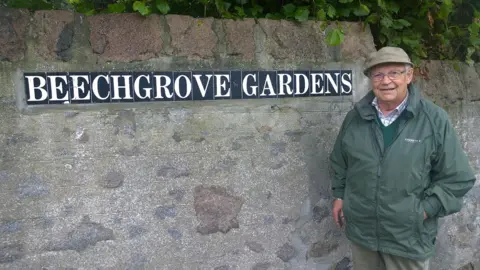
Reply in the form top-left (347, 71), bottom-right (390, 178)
top-left (7, 0), bottom-right (480, 64)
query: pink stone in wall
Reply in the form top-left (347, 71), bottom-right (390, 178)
top-left (166, 15), bottom-right (217, 59)
top-left (222, 18), bottom-right (256, 62)
top-left (257, 19), bottom-right (333, 62)
top-left (0, 8), bottom-right (29, 62)
top-left (32, 10), bottom-right (75, 61)
top-left (88, 13), bottom-right (163, 62)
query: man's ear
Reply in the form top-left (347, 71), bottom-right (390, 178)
top-left (406, 69), bottom-right (414, 84)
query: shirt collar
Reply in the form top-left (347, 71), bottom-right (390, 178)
top-left (372, 92), bottom-right (409, 114)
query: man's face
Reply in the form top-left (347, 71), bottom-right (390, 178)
top-left (370, 63), bottom-right (413, 104)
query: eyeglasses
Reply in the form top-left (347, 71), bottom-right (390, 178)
top-left (371, 70), bottom-right (407, 81)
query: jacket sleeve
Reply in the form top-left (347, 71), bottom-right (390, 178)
top-left (422, 111), bottom-right (477, 218)
top-left (329, 111), bottom-right (353, 199)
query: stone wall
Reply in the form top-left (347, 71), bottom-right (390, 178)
top-left (0, 7), bottom-right (479, 270)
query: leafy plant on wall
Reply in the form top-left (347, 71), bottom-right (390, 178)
top-left (6, 0), bottom-right (480, 66)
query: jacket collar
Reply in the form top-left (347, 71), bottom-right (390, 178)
top-left (354, 84), bottom-right (421, 120)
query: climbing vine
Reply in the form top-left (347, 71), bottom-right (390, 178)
top-left (5, 0), bottom-right (480, 65)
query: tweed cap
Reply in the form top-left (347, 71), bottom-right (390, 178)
top-left (363, 46), bottom-right (413, 76)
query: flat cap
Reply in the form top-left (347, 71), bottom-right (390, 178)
top-left (363, 46), bottom-right (413, 76)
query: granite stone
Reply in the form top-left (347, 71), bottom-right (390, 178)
top-left (154, 205), bottom-right (177, 220)
top-left (214, 265), bottom-right (232, 270)
top-left (47, 216), bottom-right (114, 252)
top-left (335, 257), bottom-right (352, 270)
top-left (251, 262), bottom-right (271, 270)
top-left (99, 170), bottom-right (125, 188)
top-left (245, 241), bottom-right (264, 253)
top-left (128, 225), bottom-right (147, 238)
top-left (0, 221), bottom-right (21, 233)
top-left (0, 244), bottom-right (23, 263)
top-left (16, 173), bottom-right (49, 199)
top-left (193, 185), bottom-right (244, 235)
top-left (156, 165), bottom-right (190, 178)
top-left (276, 243), bottom-right (296, 262)
top-left (167, 228), bottom-right (182, 240)
top-left (309, 241), bottom-right (340, 258)
top-left (168, 189), bottom-right (186, 202)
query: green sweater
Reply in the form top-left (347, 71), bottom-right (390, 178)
top-left (376, 113), bottom-right (402, 149)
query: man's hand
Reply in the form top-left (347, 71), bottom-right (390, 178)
top-left (333, 199), bottom-right (345, 228)
top-left (424, 211), bottom-right (428, 220)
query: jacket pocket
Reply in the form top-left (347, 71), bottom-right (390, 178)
top-left (412, 198), bottom-right (438, 247)
top-left (414, 200), bottom-right (425, 234)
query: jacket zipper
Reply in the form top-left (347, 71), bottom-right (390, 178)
top-left (370, 121), bottom-right (383, 251)
top-left (371, 116), bottom-right (410, 251)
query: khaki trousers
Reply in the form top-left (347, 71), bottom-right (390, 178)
top-left (351, 242), bottom-right (430, 270)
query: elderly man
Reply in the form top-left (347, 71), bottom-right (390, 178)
top-left (329, 46), bottom-right (476, 270)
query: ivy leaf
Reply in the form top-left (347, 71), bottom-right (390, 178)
top-left (295, 6), bottom-right (310, 21)
top-left (156, 0), bottom-right (170, 14)
top-left (316, 9), bottom-right (326, 21)
top-left (215, 0), bottom-right (231, 13)
top-left (282, 3), bottom-right (296, 18)
top-left (250, 5), bottom-right (263, 17)
top-left (107, 3), bottom-right (125, 13)
top-left (339, 7), bottom-right (351, 17)
top-left (265, 12), bottom-right (282, 20)
top-left (133, 1), bottom-right (150, 16)
top-left (327, 5), bottom-right (336, 19)
top-left (319, 21), bottom-right (329, 31)
top-left (474, 8), bottom-right (480, 18)
top-left (366, 13), bottom-right (379, 24)
top-left (466, 47), bottom-right (476, 58)
top-left (391, 36), bottom-right (401, 46)
top-left (402, 35), bottom-right (420, 47)
top-left (387, 2), bottom-right (400, 14)
top-left (397, 19), bottom-right (411, 27)
top-left (377, 0), bottom-right (387, 10)
top-left (353, 4), bottom-right (370, 16)
top-left (8, 0), bottom-right (51, 9)
top-left (468, 22), bottom-right (479, 38)
top-left (392, 20), bottom-right (405, 30)
top-left (223, 1), bottom-right (232, 11)
top-left (326, 28), bottom-right (344, 46)
top-left (416, 47), bottom-right (428, 58)
top-left (471, 38), bottom-right (480, 46)
top-left (235, 6), bottom-right (246, 17)
top-left (379, 34), bottom-right (387, 44)
top-left (438, 0), bottom-right (453, 20)
top-left (339, 0), bottom-right (353, 3)
top-left (380, 16), bottom-right (393, 28)
top-left (84, 9), bottom-right (96, 16)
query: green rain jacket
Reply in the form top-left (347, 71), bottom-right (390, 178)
top-left (330, 84), bottom-right (476, 260)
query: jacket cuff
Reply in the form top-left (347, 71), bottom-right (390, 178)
top-left (332, 188), bottom-right (345, 200)
top-left (422, 196), bottom-right (442, 218)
